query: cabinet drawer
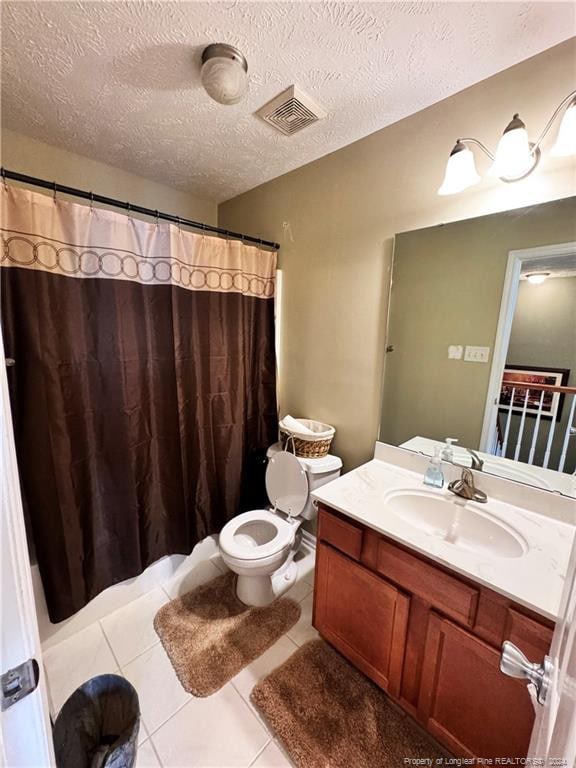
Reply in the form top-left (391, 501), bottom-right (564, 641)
top-left (474, 596), bottom-right (554, 653)
top-left (376, 540), bottom-right (478, 627)
top-left (506, 609), bottom-right (553, 661)
top-left (318, 507), bottom-right (363, 561)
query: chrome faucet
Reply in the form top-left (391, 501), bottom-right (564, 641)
top-left (448, 467), bottom-right (487, 503)
top-left (466, 448), bottom-right (484, 471)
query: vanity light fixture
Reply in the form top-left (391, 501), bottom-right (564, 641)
top-left (438, 90), bottom-right (576, 195)
top-left (525, 272), bottom-right (551, 285)
top-left (200, 43), bottom-right (248, 105)
top-left (437, 141), bottom-right (481, 195)
top-left (550, 97), bottom-right (576, 157)
top-left (488, 113), bottom-right (536, 180)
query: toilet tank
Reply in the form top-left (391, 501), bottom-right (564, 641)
top-left (266, 443), bottom-right (342, 520)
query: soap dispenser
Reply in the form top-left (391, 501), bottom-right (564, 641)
top-left (441, 438), bottom-right (458, 463)
top-left (423, 447), bottom-right (444, 488)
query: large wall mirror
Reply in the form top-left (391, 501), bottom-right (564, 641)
top-left (380, 196), bottom-right (576, 498)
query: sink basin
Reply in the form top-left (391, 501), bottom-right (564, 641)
top-left (382, 489), bottom-right (527, 559)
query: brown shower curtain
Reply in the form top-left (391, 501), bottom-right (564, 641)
top-left (1, 186), bottom-right (277, 622)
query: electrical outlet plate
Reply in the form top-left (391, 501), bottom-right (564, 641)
top-left (464, 345), bottom-right (490, 363)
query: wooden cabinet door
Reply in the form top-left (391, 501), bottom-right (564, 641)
top-left (313, 542), bottom-right (410, 697)
top-left (418, 613), bottom-right (536, 759)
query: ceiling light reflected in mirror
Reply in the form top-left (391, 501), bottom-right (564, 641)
top-left (525, 272), bottom-right (551, 285)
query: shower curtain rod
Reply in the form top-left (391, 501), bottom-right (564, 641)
top-left (0, 168), bottom-right (280, 251)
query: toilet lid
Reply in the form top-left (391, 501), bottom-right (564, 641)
top-left (265, 451), bottom-right (309, 517)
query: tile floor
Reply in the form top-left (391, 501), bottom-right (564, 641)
top-left (43, 542), bottom-right (318, 768)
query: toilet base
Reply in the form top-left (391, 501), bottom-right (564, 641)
top-left (236, 560), bottom-right (298, 607)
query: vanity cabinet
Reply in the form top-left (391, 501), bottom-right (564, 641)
top-left (313, 504), bottom-right (554, 760)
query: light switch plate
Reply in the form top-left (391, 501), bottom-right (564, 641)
top-left (448, 345), bottom-right (463, 360)
top-left (464, 345), bottom-right (490, 363)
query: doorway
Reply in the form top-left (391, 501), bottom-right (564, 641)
top-left (480, 242), bottom-right (576, 482)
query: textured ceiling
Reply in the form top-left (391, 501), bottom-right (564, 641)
top-left (1, 1), bottom-right (574, 202)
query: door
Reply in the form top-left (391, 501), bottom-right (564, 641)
top-left (528, 538), bottom-right (576, 763)
top-left (1, 331), bottom-right (54, 767)
top-left (314, 542), bottom-right (410, 697)
top-left (419, 612), bottom-right (536, 759)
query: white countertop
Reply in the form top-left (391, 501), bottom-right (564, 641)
top-left (312, 457), bottom-right (576, 621)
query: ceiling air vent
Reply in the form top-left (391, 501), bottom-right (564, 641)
top-left (256, 85), bottom-right (326, 136)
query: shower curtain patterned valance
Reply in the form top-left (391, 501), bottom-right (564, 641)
top-left (1, 186), bottom-right (278, 622)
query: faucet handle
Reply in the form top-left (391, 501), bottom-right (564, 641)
top-left (448, 467), bottom-right (488, 503)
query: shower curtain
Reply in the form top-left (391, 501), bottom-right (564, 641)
top-left (0, 186), bottom-right (277, 622)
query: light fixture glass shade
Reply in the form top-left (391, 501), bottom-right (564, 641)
top-left (201, 44), bottom-right (248, 105)
top-left (489, 114), bottom-right (533, 178)
top-left (525, 272), bottom-right (550, 285)
top-left (438, 142), bottom-right (481, 195)
top-left (550, 100), bottom-right (576, 157)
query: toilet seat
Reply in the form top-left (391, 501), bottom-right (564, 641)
top-left (220, 452), bottom-right (309, 565)
top-left (219, 510), bottom-right (296, 561)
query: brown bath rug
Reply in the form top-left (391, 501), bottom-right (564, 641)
top-left (251, 639), bottom-right (447, 768)
top-left (153, 571), bottom-right (301, 697)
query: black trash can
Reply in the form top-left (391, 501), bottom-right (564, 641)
top-left (53, 674), bottom-right (139, 768)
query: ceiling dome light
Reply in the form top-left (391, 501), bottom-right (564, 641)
top-left (525, 272), bottom-right (551, 285)
top-left (489, 114), bottom-right (539, 180)
top-left (201, 43), bottom-right (248, 105)
top-left (438, 141), bottom-right (481, 196)
top-left (550, 97), bottom-right (576, 157)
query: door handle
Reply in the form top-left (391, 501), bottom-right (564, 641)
top-left (1, 659), bottom-right (39, 711)
top-left (500, 641), bottom-right (552, 705)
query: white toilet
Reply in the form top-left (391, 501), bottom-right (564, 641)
top-left (219, 442), bottom-right (342, 606)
